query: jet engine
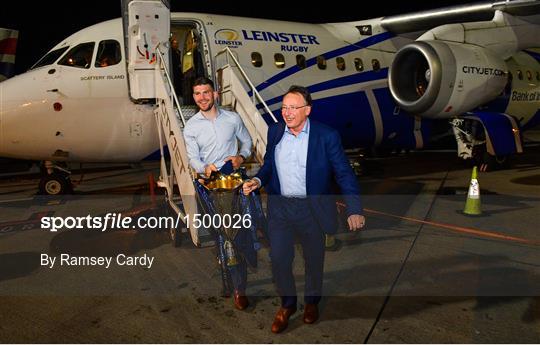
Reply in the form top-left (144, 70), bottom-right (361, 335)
top-left (388, 41), bottom-right (508, 118)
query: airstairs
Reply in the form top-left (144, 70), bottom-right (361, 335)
top-left (152, 46), bottom-right (205, 246)
top-left (151, 46), bottom-right (276, 247)
top-left (123, 0), bottom-right (276, 247)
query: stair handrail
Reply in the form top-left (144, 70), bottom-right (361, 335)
top-left (216, 46), bottom-right (278, 123)
top-left (155, 44), bottom-right (187, 128)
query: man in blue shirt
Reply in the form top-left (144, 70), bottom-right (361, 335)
top-left (184, 77), bottom-right (252, 178)
top-left (184, 77), bottom-right (253, 310)
top-left (243, 85), bottom-right (365, 333)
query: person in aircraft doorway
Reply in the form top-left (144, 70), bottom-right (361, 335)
top-left (169, 36), bottom-right (183, 100)
top-left (182, 31), bottom-right (205, 105)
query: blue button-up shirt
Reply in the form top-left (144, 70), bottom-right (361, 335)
top-left (275, 119), bottom-right (310, 197)
top-left (183, 108), bottom-right (252, 173)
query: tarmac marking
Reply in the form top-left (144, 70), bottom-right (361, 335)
top-left (364, 208), bottom-right (540, 246)
top-left (0, 211), bottom-right (55, 233)
top-left (0, 197), bottom-right (34, 203)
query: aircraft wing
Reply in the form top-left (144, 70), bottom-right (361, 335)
top-left (381, 0), bottom-right (540, 34)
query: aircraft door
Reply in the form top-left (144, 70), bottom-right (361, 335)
top-left (122, 0), bottom-right (170, 101)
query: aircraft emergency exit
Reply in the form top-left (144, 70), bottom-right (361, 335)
top-left (0, 0), bottom-right (539, 196)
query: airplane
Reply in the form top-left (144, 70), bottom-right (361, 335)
top-left (0, 0), bottom-right (539, 198)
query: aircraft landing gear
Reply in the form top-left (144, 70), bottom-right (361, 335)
top-left (451, 119), bottom-right (510, 172)
top-left (38, 161), bottom-right (73, 195)
top-left (450, 118), bottom-right (479, 161)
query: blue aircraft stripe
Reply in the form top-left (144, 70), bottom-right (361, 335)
top-left (248, 31), bottom-right (395, 95)
top-left (469, 111), bottom-right (518, 156)
top-left (308, 68), bottom-right (388, 94)
top-left (524, 50), bottom-right (540, 63)
top-left (258, 90), bottom-right (430, 150)
top-left (148, 68), bottom-right (390, 161)
top-left (257, 68), bottom-right (389, 109)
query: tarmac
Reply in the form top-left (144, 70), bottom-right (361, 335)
top-left (0, 141), bottom-right (539, 343)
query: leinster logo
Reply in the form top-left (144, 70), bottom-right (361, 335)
top-left (214, 29), bottom-right (243, 47)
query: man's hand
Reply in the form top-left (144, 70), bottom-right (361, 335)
top-left (204, 163), bottom-right (218, 178)
top-left (242, 179), bottom-right (260, 195)
top-left (225, 155), bottom-right (244, 170)
top-left (347, 214), bottom-right (365, 231)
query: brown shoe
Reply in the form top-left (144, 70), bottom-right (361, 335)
top-left (233, 290), bottom-right (249, 310)
top-left (303, 303), bottom-right (319, 324)
top-left (271, 306), bottom-right (297, 333)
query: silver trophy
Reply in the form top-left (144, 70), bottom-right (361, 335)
top-left (202, 171), bottom-right (244, 267)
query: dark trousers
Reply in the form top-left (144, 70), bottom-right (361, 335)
top-left (268, 196), bottom-right (325, 308)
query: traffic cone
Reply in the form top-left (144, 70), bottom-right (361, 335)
top-left (463, 166), bottom-right (481, 215)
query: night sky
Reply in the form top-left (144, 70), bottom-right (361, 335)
top-left (1, 0), bottom-right (475, 74)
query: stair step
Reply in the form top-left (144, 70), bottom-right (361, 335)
top-left (177, 105), bottom-right (199, 122)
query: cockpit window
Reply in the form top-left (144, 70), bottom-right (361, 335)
top-left (31, 46), bottom-right (69, 69)
top-left (95, 40), bottom-right (121, 68)
top-left (58, 42), bottom-right (95, 69)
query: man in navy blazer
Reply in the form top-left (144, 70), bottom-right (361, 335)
top-left (243, 85), bottom-right (365, 333)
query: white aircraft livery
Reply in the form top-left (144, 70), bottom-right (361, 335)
top-left (0, 0), bottom-right (539, 196)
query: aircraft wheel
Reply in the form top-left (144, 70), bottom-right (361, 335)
top-left (38, 173), bottom-right (71, 195)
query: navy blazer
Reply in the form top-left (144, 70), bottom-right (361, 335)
top-left (255, 120), bottom-right (362, 234)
